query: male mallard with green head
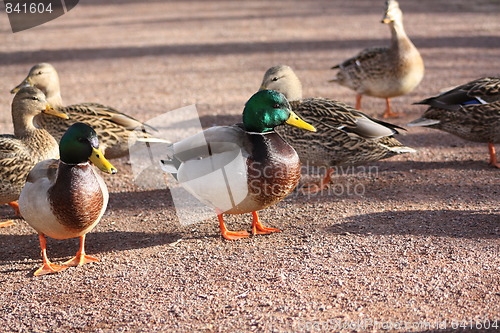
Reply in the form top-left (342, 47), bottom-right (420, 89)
top-left (161, 90), bottom-right (316, 240)
top-left (0, 87), bottom-right (68, 228)
top-left (330, 0), bottom-right (424, 118)
top-left (260, 65), bottom-right (415, 192)
top-left (408, 77), bottom-right (500, 168)
top-left (19, 123), bottom-right (117, 276)
top-left (11, 62), bottom-right (162, 159)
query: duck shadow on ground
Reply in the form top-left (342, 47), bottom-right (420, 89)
top-left (325, 209), bottom-right (499, 239)
top-left (0, 189), bottom-right (179, 266)
top-left (395, 131), bottom-right (478, 148)
top-left (0, 230), bottom-right (182, 267)
top-left (370, 159), bottom-right (492, 172)
top-left (2, 35), bottom-right (498, 66)
top-left (107, 188), bottom-right (174, 213)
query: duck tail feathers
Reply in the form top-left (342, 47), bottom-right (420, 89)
top-left (136, 137), bottom-right (171, 143)
top-left (407, 118), bottom-right (441, 127)
top-left (383, 145), bottom-right (417, 154)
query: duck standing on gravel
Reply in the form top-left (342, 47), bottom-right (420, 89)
top-left (11, 62), bottom-right (162, 159)
top-left (260, 65), bottom-right (415, 193)
top-left (0, 87), bottom-right (69, 228)
top-left (19, 123), bottom-right (117, 276)
top-left (160, 90), bottom-right (316, 240)
top-left (330, 0), bottom-right (424, 118)
top-left (408, 77), bottom-right (500, 168)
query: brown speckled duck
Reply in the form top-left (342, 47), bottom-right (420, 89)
top-left (408, 77), bottom-right (500, 168)
top-left (330, 0), bottom-right (424, 118)
top-left (11, 62), bottom-right (163, 159)
top-left (160, 90), bottom-right (316, 240)
top-left (19, 123), bottom-right (117, 276)
top-left (260, 65), bottom-right (416, 192)
top-left (0, 87), bottom-right (68, 228)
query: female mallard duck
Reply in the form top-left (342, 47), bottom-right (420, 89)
top-left (260, 65), bottom-right (415, 192)
top-left (0, 87), bottom-right (68, 228)
top-left (19, 123), bottom-right (117, 276)
top-left (330, 0), bottom-right (424, 118)
top-left (160, 90), bottom-right (316, 240)
top-left (408, 77), bottom-right (500, 168)
top-left (11, 62), bottom-right (162, 159)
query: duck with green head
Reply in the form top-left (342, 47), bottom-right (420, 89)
top-left (161, 90), bottom-right (316, 240)
top-left (19, 123), bottom-right (117, 276)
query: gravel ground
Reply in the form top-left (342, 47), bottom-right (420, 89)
top-left (0, 0), bottom-right (499, 332)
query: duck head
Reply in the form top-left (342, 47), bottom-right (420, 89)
top-left (12, 87), bottom-right (69, 123)
top-left (11, 63), bottom-right (62, 106)
top-left (59, 123), bottom-right (117, 174)
top-left (381, 0), bottom-right (402, 24)
top-left (258, 65), bottom-right (303, 102)
top-left (242, 89), bottom-right (316, 133)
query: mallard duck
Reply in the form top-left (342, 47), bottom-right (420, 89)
top-left (11, 62), bottom-right (163, 159)
top-left (330, 0), bottom-right (424, 118)
top-left (0, 87), bottom-right (68, 228)
top-left (160, 90), bottom-right (316, 240)
top-left (408, 77), bottom-right (500, 168)
top-left (260, 65), bottom-right (416, 192)
top-left (19, 123), bottom-right (117, 276)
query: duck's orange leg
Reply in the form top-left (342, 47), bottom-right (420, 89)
top-left (218, 214), bottom-right (250, 240)
top-left (34, 234), bottom-right (68, 276)
top-left (300, 168), bottom-right (335, 195)
top-left (63, 235), bottom-right (98, 266)
top-left (0, 220), bottom-right (15, 228)
top-left (355, 94), bottom-right (362, 109)
top-left (488, 143), bottom-right (500, 168)
top-left (8, 201), bottom-right (21, 216)
top-left (382, 98), bottom-right (403, 118)
top-left (251, 211), bottom-right (281, 235)
top-left (0, 202), bottom-right (21, 228)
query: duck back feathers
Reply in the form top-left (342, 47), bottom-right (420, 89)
top-left (277, 98), bottom-right (414, 167)
top-left (331, 0), bottom-right (424, 99)
top-left (409, 77), bottom-right (500, 144)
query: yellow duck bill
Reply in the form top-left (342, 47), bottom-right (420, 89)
top-left (89, 148), bottom-right (117, 174)
top-left (42, 104), bottom-right (69, 119)
top-left (285, 111), bottom-right (317, 132)
top-left (10, 77), bottom-right (32, 94)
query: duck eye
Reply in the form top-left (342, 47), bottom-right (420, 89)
top-left (36, 71), bottom-right (43, 75)
top-left (30, 96), bottom-right (39, 101)
top-left (273, 104), bottom-right (280, 109)
top-left (272, 77), bottom-right (279, 82)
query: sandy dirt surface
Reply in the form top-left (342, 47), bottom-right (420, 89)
top-left (0, 0), bottom-right (499, 332)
